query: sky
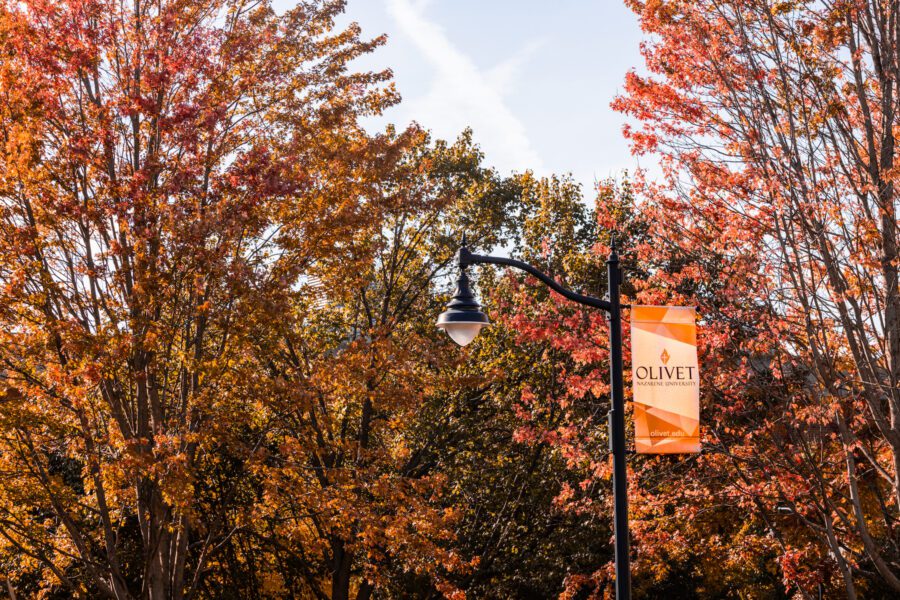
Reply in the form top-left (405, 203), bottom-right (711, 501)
top-left (275, 0), bottom-right (651, 196)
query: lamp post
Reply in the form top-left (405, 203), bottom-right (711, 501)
top-left (437, 237), bottom-right (631, 600)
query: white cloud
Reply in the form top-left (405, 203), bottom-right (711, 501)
top-left (386, 0), bottom-right (545, 174)
top-left (486, 39), bottom-right (543, 97)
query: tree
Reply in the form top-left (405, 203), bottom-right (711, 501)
top-left (0, 1), bottom-right (401, 597)
top-left (248, 129), bottom-right (521, 600)
top-left (492, 175), bottom-right (799, 599)
top-left (611, 0), bottom-right (900, 596)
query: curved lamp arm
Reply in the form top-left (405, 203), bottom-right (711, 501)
top-left (458, 246), bottom-right (614, 312)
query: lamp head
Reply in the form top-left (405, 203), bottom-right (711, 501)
top-left (437, 265), bottom-right (489, 347)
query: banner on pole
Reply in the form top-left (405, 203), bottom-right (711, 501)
top-left (631, 306), bottom-right (700, 454)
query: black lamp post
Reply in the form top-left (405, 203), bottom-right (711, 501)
top-left (437, 237), bottom-right (632, 600)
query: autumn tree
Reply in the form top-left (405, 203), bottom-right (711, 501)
top-left (246, 129), bottom-right (524, 600)
top-left (489, 175), bottom-right (802, 598)
top-left (0, 0), bottom-right (403, 597)
top-left (609, 0), bottom-right (900, 596)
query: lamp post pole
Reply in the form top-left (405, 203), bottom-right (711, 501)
top-left (439, 238), bottom-right (631, 600)
top-left (606, 243), bottom-right (631, 600)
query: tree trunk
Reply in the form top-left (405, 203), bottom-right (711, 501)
top-left (331, 539), bottom-right (353, 600)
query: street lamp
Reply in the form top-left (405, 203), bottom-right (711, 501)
top-left (437, 236), bottom-right (632, 600)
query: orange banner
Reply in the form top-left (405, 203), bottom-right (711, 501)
top-left (631, 306), bottom-right (700, 454)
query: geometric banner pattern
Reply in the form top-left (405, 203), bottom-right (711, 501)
top-left (631, 306), bottom-right (701, 453)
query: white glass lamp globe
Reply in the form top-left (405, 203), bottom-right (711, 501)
top-left (437, 321), bottom-right (487, 347)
